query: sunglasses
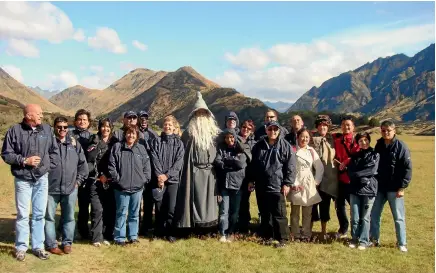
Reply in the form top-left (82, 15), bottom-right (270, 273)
top-left (56, 126), bottom-right (68, 130)
top-left (267, 127), bottom-right (279, 132)
top-left (381, 129), bottom-right (394, 133)
top-left (242, 125), bottom-right (253, 130)
top-left (266, 116), bottom-right (276, 119)
top-left (126, 116), bottom-right (137, 120)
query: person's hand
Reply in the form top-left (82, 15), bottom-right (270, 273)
top-left (158, 174), bottom-right (168, 183)
top-left (158, 180), bottom-right (165, 188)
top-left (248, 182), bottom-right (255, 192)
top-left (314, 180), bottom-right (320, 186)
top-left (282, 185), bottom-right (290, 196)
top-left (396, 189), bottom-right (405, 198)
top-left (25, 156), bottom-right (41, 167)
top-left (339, 163), bottom-right (346, 171)
top-left (217, 195), bottom-right (223, 203)
top-left (99, 175), bottom-right (108, 184)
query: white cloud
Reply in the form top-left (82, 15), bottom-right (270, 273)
top-left (80, 71), bottom-right (117, 89)
top-left (36, 71), bottom-right (78, 91)
top-left (224, 47), bottom-right (270, 70)
top-left (1, 65), bottom-right (24, 82)
top-left (0, 2), bottom-right (84, 57)
top-left (88, 27), bottom-right (127, 54)
top-left (89, 65), bottom-right (104, 73)
top-left (6, 39), bottom-right (39, 58)
top-left (215, 23), bottom-right (435, 102)
top-left (132, 40), bottom-right (148, 51)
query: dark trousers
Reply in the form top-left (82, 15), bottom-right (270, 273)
top-left (238, 183), bottom-right (252, 233)
top-left (257, 191), bottom-right (289, 241)
top-left (90, 182), bottom-right (116, 243)
top-left (154, 183), bottom-right (179, 237)
top-left (77, 179), bottom-right (92, 239)
top-left (335, 182), bottom-right (351, 234)
top-left (312, 190), bottom-right (334, 222)
top-left (140, 183), bottom-right (156, 234)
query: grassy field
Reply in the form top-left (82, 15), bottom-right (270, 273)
top-left (0, 135), bottom-right (433, 273)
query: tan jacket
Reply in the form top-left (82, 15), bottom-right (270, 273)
top-left (287, 145), bottom-right (324, 206)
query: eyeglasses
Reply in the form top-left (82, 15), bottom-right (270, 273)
top-left (267, 127), bottom-right (279, 132)
top-left (242, 126), bottom-right (253, 131)
top-left (56, 126), bottom-right (68, 130)
top-left (381, 129), bottom-right (394, 133)
top-left (127, 116), bottom-right (137, 120)
top-left (266, 116), bottom-right (276, 119)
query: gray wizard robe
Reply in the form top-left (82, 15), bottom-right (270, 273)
top-left (174, 130), bottom-right (218, 228)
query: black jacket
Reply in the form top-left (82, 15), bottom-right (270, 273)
top-left (108, 141), bottom-right (151, 193)
top-left (150, 133), bottom-right (185, 184)
top-left (139, 127), bottom-right (158, 151)
top-left (69, 128), bottom-right (91, 151)
top-left (284, 128), bottom-right (298, 147)
top-left (249, 137), bottom-right (296, 193)
top-left (1, 121), bottom-right (60, 181)
top-left (241, 133), bottom-right (257, 151)
top-left (48, 136), bottom-right (89, 195)
top-left (214, 129), bottom-right (249, 191)
top-left (86, 134), bottom-right (118, 180)
top-left (254, 125), bottom-right (289, 141)
top-left (348, 147), bottom-right (379, 197)
top-left (374, 136), bottom-right (412, 193)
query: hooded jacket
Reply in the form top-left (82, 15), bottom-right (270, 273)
top-left (374, 136), bottom-right (412, 193)
top-left (108, 141), bottom-right (151, 193)
top-left (214, 129), bottom-right (250, 191)
top-left (348, 147), bottom-right (379, 197)
top-left (223, 111), bottom-right (240, 135)
top-left (2, 120), bottom-right (60, 182)
top-left (249, 136), bottom-right (296, 193)
top-left (48, 136), bottom-right (89, 195)
top-left (150, 133), bottom-right (185, 184)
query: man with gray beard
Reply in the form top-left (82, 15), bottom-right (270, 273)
top-left (174, 91), bottom-right (221, 231)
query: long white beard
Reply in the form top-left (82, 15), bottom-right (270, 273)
top-left (188, 115), bottom-right (220, 151)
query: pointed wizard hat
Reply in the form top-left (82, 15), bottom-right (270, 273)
top-left (189, 91), bottom-right (215, 119)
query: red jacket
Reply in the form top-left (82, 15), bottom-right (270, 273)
top-left (333, 133), bottom-right (360, 184)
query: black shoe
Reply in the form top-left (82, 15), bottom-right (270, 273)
top-left (166, 236), bottom-right (176, 243)
top-left (275, 241), bottom-right (287, 248)
top-left (128, 239), bottom-right (140, 244)
top-left (114, 241), bottom-right (126, 247)
top-left (262, 238), bottom-right (274, 246)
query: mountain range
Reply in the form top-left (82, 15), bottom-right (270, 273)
top-left (0, 43), bottom-right (434, 129)
top-left (28, 86), bottom-right (60, 99)
top-left (289, 43), bottom-right (435, 122)
top-left (263, 101), bottom-right (294, 113)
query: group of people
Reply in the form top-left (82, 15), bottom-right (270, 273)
top-left (1, 91), bottom-right (412, 262)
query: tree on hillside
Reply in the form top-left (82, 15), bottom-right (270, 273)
top-left (369, 118), bottom-right (381, 127)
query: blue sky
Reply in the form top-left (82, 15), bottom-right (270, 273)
top-left (0, 1), bottom-right (434, 102)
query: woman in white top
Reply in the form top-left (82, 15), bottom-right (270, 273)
top-left (288, 128), bottom-right (324, 241)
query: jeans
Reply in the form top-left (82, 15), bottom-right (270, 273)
top-left (14, 174), bottom-right (49, 252)
top-left (335, 182), bottom-right (350, 234)
top-left (218, 189), bottom-right (242, 236)
top-left (45, 188), bottom-right (78, 249)
top-left (90, 182), bottom-right (116, 243)
top-left (350, 194), bottom-right (374, 246)
top-left (114, 189), bottom-right (143, 242)
top-left (370, 191), bottom-right (407, 246)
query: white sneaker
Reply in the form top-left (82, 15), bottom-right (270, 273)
top-left (358, 245), bottom-right (366, 250)
top-left (348, 243), bottom-right (357, 249)
top-left (103, 240), bottom-right (111, 246)
top-left (219, 236), bottom-right (227, 243)
top-left (399, 246), bottom-right (408, 252)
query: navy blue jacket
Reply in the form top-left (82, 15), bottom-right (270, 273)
top-left (374, 136), bottom-right (412, 193)
top-left (348, 147), bottom-right (379, 197)
top-left (249, 137), bottom-right (296, 192)
top-left (254, 125), bottom-right (289, 141)
top-left (49, 136), bottom-right (89, 195)
top-left (150, 133), bottom-right (185, 184)
top-left (108, 141), bottom-right (151, 193)
top-left (1, 120), bottom-right (60, 181)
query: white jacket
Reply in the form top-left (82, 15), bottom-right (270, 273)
top-left (287, 145), bottom-right (324, 206)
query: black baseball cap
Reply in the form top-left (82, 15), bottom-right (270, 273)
top-left (124, 111), bottom-right (138, 118)
top-left (138, 111), bottom-right (149, 118)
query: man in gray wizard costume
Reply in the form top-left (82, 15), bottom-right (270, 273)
top-left (175, 91), bottom-right (221, 232)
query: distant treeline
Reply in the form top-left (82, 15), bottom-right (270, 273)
top-left (279, 110), bottom-right (380, 130)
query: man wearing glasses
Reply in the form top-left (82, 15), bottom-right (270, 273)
top-left (370, 121), bottom-right (412, 252)
top-left (45, 117), bottom-right (88, 255)
top-left (114, 111), bottom-right (138, 142)
top-left (1, 104), bottom-right (60, 261)
top-left (254, 109), bottom-right (289, 141)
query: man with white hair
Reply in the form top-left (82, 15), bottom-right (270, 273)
top-left (174, 91), bottom-right (221, 230)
